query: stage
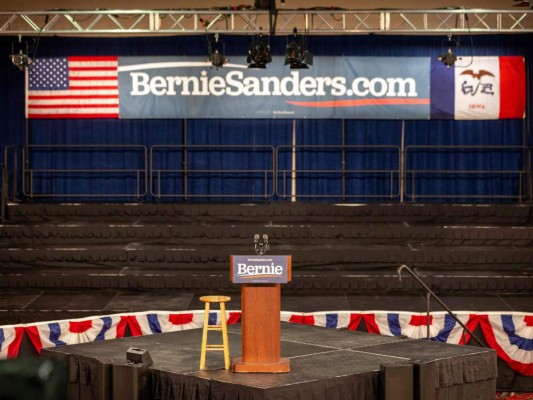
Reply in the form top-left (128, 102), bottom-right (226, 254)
top-left (42, 322), bottom-right (497, 400)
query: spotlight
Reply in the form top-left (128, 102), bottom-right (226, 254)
top-left (10, 35), bottom-right (32, 71)
top-left (285, 28), bottom-right (313, 69)
top-left (208, 33), bottom-right (228, 70)
top-left (438, 34), bottom-right (458, 69)
top-left (247, 33), bottom-right (272, 69)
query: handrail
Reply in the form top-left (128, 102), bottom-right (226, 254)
top-left (22, 144), bottom-right (148, 198)
top-left (5, 143), bottom-right (532, 202)
top-left (397, 264), bottom-right (486, 348)
top-left (150, 144), bottom-right (276, 199)
top-left (276, 144), bottom-right (401, 200)
top-left (1, 145), bottom-right (19, 222)
top-left (0, 162), bottom-right (6, 222)
top-left (404, 145), bottom-right (530, 201)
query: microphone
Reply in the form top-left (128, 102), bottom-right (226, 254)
top-left (254, 233), bottom-right (270, 255)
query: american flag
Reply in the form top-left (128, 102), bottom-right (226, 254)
top-left (26, 56), bottom-right (119, 118)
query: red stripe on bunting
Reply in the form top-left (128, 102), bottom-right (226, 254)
top-left (69, 320), bottom-right (93, 333)
top-left (5, 327), bottom-right (25, 358)
top-left (168, 313), bottom-right (194, 325)
top-left (227, 312), bottom-right (242, 325)
top-left (409, 315), bottom-right (433, 326)
top-left (127, 316), bottom-right (143, 337)
top-left (363, 314), bottom-right (380, 334)
top-left (348, 314), bottom-right (363, 331)
top-left (289, 315), bottom-right (315, 325)
top-left (25, 326), bottom-right (44, 354)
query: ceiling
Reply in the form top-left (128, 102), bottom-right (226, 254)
top-left (0, 0), bottom-right (529, 11)
top-left (1, 0), bottom-right (531, 35)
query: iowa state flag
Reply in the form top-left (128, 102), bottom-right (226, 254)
top-left (431, 56), bottom-right (526, 119)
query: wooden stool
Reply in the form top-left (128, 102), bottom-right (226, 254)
top-left (199, 295), bottom-right (231, 370)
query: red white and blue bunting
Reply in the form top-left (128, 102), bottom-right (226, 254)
top-left (479, 313), bottom-right (533, 376)
top-left (25, 315), bottom-right (128, 353)
top-left (0, 325), bottom-right (25, 359)
top-left (2, 310), bottom-right (531, 376)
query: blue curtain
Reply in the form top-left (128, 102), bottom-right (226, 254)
top-left (0, 33), bottom-right (531, 202)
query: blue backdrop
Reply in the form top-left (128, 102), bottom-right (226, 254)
top-left (0, 34), bottom-right (531, 202)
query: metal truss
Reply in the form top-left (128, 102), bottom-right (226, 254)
top-left (0, 9), bottom-right (532, 36)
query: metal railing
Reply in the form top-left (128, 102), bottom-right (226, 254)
top-left (5, 143), bottom-right (531, 202)
top-left (23, 145), bottom-right (148, 199)
top-left (397, 265), bottom-right (485, 347)
top-left (1, 145), bottom-right (19, 222)
top-left (0, 9), bottom-right (532, 35)
top-left (276, 145), bottom-right (401, 200)
top-left (404, 145), bottom-right (531, 202)
top-left (150, 145), bottom-right (276, 199)
top-left (1, 162), bottom-right (5, 222)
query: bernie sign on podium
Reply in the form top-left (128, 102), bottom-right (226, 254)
top-left (231, 255), bottom-right (290, 284)
top-left (230, 246), bottom-right (292, 373)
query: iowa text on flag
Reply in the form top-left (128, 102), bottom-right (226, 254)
top-left (0, 325), bottom-right (25, 359)
top-left (26, 56), bottom-right (119, 119)
top-left (430, 56), bottom-right (526, 119)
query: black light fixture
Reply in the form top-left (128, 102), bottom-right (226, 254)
top-left (254, 0), bottom-right (278, 34)
top-left (208, 33), bottom-right (228, 70)
top-left (438, 34), bottom-right (458, 69)
top-left (247, 33), bottom-right (272, 69)
top-left (254, 0), bottom-right (276, 10)
top-left (10, 34), bottom-right (32, 71)
top-left (285, 28), bottom-right (313, 69)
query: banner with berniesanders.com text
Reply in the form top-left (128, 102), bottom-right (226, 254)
top-left (118, 56), bottom-right (430, 119)
top-left (26, 55), bottom-right (525, 120)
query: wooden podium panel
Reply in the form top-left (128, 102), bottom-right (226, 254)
top-left (231, 255), bottom-right (291, 373)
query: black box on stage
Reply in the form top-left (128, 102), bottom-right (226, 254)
top-left (112, 350), bottom-right (152, 400)
top-left (379, 362), bottom-right (413, 400)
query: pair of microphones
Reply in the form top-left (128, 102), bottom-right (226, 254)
top-left (253, 234), bottom-right (270, 255)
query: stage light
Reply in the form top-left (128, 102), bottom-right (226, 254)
top-left (247, 33), bottom-right (272, 69)
top-left (285, 28), bottom-right (313, 69)
top-left (10, 35), bottom-right (32, 71)
top-left (208, 33), bottom-right (228, 70)
top-left (438, 34), bottom-right (458, 69)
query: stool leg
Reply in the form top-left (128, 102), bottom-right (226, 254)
top-left (200, 302), bottom-right (210, 370)
top-left (220, 302), bottom-right (230, 370)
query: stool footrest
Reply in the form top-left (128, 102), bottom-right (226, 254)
top-left (207, 325), bottom-right (223, 330)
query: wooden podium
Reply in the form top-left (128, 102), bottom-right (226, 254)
top-left (230, 255), bottom-right (291, 373)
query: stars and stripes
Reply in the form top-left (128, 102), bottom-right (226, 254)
top-left (26, 56), bottom-right (119, 119)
